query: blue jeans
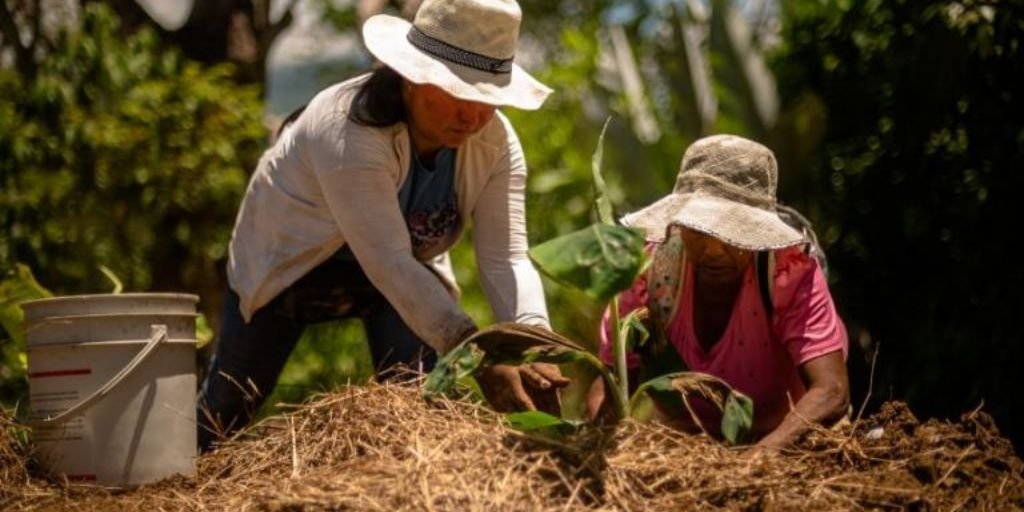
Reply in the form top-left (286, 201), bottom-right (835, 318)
top-left (196, 257), bottom-right (436, 452)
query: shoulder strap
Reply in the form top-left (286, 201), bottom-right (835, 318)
top-left (755, 251), bottom-right (775, 319)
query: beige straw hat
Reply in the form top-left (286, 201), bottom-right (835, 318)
top-left (622, 134), bottom-right (805, 251)
top-left (362, 0), bottom-right (552, 110)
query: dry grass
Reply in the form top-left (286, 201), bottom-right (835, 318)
top-left (2, 381), bottom-right (1022, 511)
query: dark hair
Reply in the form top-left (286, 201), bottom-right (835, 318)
top-left (275, 104), bottom-right (308, 140)
top-left (348, 66), bottom-right (407, 127)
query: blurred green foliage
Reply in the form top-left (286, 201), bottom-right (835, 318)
top-left (0, 265), bottom-right (52, 404)
top-left (0, 4), bottom-right (264, 306)
top-left (771, 0), bottom-right (1024, 446)
top-left (0, 4), bottom-right (265, 401)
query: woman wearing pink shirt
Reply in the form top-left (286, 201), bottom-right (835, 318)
top-left (589, 134), bottom-right (850, 452)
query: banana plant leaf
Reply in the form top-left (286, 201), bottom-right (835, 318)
top-left (466, 322), bottom-right (587, 356)
top-left (505, 410), bottom-right (580, 440)
top-left (529, 223), bottom-right (647, 302)
top-left (629, 371), bottom-right (754, 445)
top-left (423, 340), bottom-right (485, 400)
top-left (591, 117), bottom-right (614, 225)
top-left (423, 323), bottom-right (626, 418)
top-left (620, 307), bottom-right (650, 353)
top-left (721, 390), bottom-right (755, 444)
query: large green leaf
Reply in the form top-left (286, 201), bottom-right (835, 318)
top-left (424, 323), bottom-right (627, 421)
top-left (529, 223), bottom-right (647, 302)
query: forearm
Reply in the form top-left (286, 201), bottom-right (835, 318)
top-left (364, 252), bottom-right (477, 353)
top-left (756, 382), bottom-right (848, 450)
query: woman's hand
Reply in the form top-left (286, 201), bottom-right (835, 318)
top-left (477, 362), bottom-right (570, 415)
top-left (584, 374), bottom-right (607, 420)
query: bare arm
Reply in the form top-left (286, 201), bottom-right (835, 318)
top-left (754, 350), bottom-right (849, 451)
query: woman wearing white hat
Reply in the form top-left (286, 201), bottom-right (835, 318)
top-left (198, 0), bottom-right (566, 451)
top-left (588, 135), bottom-right (850, 452)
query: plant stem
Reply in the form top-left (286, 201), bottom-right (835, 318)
top-left (610, 296), bottom-right (629, 417)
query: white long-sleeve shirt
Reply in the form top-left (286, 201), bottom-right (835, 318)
top-left (227, 75), bottom-right (550, 353)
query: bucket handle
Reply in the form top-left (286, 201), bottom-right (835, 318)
top-left (25, 324), bottom-right (168, 428)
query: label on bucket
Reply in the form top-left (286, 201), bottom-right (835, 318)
top-left (31, 416), bottom-right (86, 442)
top-left (29, 387), bottom-right (86, 442)
top-left (28, 368), bottom-right (90, 431)
top-left (28, 365), bottom-right (95, 480)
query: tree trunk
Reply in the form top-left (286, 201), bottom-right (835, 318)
top-left (82, 0), bottom-right (298, 91)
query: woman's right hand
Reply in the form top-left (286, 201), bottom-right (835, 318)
top-left (476, 362), bottom-right (569, 415)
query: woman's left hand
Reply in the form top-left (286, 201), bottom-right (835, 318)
top-left (477, 362), bottom-right (570, 415)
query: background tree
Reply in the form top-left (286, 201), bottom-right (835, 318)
top-left (1, 0), bottom-right (301, 89)
top-left (772, 0), bottom-right (1024, 447)
top-left (0, 5), bottom-right (266, 403)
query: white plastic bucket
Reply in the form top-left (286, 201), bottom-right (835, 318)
top-left (21, 293), bottom-right (198, 487)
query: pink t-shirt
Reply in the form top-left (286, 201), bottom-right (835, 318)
top-left (601, 246), bottom-right (847, 437)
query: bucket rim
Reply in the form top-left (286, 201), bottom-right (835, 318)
top-left (25, 311), bottom-right (200, 323)
top-left (28, 338), bottom-right (197, 350)
top-left (21, 293), bottom-right (199, 310)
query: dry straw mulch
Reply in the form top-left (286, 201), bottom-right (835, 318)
top-left (2, 382), bottom-right (1023, 511)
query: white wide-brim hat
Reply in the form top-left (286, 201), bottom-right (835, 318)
top-left (362, 0), bottom-right (552, 110)
top-left (622, 135), bottom-right (805, 251)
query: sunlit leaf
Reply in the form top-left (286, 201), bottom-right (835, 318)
top-left (721, 390), bottom-right (755, 445)
top-left (629, 373), bottom-right (687, 421)
top-left (434, 323), bottom-right (626, 420)
top-left (591, 117), bottom-right (614, 225)
top-left (98, 264), bottom-right (123, 294)
top-left (195, 313), bottom-right (214, 350)
top-left (519, 345), bottom-right (590, 365)
top-left (620, 307), bottom-right (650, 353)
top-left (628, 371), bottom-right (755, 445)
top-left (0, 264), bottom-right (53, 347)
top-left (529, 223), bottom-right (647, 301)
top-left (506, 410), bottom-right (578, 440)
top-left (423, 341), bottom-right (484, 400)
top-left (506, 410), bottom-right (568, 430)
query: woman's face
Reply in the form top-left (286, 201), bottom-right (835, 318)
top-left (404, 81), bottom-right (496, 155)
top-left (679, 227), bottom-right (754, 286)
